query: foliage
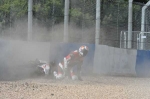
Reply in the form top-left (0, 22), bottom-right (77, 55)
top-left (0, 0), bottom-right (64, 28)
top-left (0, 0), bottom-right (145, 44)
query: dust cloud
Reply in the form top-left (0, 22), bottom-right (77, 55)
top-left (0, 17), bottom-right (95, 81)
top-left (0, 18), bottom-right (50, 81)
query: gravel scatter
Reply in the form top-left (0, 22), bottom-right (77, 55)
top-left (1, 76), bottom-right (150, 99)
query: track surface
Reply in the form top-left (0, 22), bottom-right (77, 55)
top-left (1, 76), bottom-right (150, 99)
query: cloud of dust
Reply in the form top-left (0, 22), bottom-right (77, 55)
top-left (0, 16), bottom-right (95, 81)
top-left (0, 18), bottom-right (51, 81)
top-left (68, 22), bottom-right (95, 43)
top-left (0, 40), bottom-right (51, 81)
top-left (2, 19), bottom-right (28, 40)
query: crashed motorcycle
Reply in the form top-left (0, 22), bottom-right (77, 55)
top-left (29, 59), bottom-right (50, 77)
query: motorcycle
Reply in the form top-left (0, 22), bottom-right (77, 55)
top-left (29, 59), bottom-right (50, 77)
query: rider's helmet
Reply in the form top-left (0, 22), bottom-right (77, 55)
top-left (79, 45), bottom-right (89, 57)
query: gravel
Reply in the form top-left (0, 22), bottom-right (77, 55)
top-left (1, 76), bottom-right (150, 99)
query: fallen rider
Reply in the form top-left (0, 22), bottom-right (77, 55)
top-left (51, 45), bottom-right (89, 81)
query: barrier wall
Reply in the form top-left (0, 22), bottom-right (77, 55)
top-left (49, 43), bottom-right (150, 77)
top-left (1, 39), bottom-right (150, 79)
top-left (136, 50), bottom-right (150, 77)
top-left (93, 45), bottom-right (137, 76)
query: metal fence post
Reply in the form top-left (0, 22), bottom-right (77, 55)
top-left (95, 0), bottom-right (100, 45)
top-left (28, 0), bottom-right (33, 41)
top-left (64, 0), bottom-right (69, 42)
top-left (128, 0), bottom-right (133, 48)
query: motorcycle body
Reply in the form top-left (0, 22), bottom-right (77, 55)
top-left (36, 63), bottom-right (50, 75)
top-left (30, 59), bottom-right (50, 76)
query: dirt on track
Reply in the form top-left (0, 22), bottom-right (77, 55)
top-left (1, 76), bottom-right (150, 99)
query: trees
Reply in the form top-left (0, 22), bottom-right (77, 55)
top-left (123, 0), bottom-right (149, 4)
top-left (0, 0), bottom-right (64, 29)
top-left (133, 0), bottom-right (148, 4)
top-left (0, 0), bottom-right (27, 27)
top-left (0, 0), bottom-right (145, 44)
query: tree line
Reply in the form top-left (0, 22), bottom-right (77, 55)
top-left (0, 0), bottom-right (145, 45)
